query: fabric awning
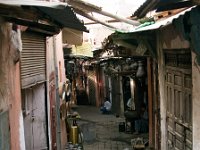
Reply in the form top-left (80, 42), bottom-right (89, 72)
top-left (0, 0), bottom-right (88, 32)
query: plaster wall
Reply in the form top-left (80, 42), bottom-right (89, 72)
top-left (47, 32), bottom-right (68, 149)
top-left (55, 32), bottom-right (66, 83)
top-left (46, 34), bottom-right (67, 149)
top-left (0, 21), bottom-right (25, 150)
top-left (46, 36), bottom-right (55, 150)
top-left (55, 32), bottom-right (68, 150)
top-left (192, 52), bottom-right (200, 150)
top-left (162, 25), bottom-right (190, 49)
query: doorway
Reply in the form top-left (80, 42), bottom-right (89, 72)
top-left (22, 83), bottom-right (48, 150)
top-left (165, 49), bottom-right (192, 150)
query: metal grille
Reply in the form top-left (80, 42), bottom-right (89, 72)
top-left (165, 50), bottom-right (192, 150)
top-left (21, 32), bottom-right (46, 88)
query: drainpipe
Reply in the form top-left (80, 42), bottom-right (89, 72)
top-left (53, 35), bottom-right (61, 150)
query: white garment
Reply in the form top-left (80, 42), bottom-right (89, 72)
top-left (104, 101), bottom-right (111, 111)
top-left (127, 98), bottom-right (135, 110)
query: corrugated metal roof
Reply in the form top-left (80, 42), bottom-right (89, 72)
top-left (133, 0), bottom-right (192, 18)
top-left (129, 6), bottom-right (196, 33)
top-left (36, 6), bottom-right (87, 32)
top-left (0, 0), bottom-right (66, 7)
top-left (0, 0), bottom-right (88, 32)
top-left (133, 0), bottom-right (159, 18)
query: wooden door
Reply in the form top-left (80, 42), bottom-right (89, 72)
top-left (22, 83), bottom-right (48, 150)
top-left (165, 50), bottom-right (192, 150)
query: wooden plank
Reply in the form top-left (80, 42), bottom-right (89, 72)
top-left (147, 57), bottom-right (154, 147)
top-left (5, 17), bottom-right (60, 35)
top-left (157, 30), bottom-right (167, 150)
top-left (0, 5), bottom-right (38, 20)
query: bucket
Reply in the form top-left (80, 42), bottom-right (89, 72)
top-left (70, 126), bottom-right (78, 144)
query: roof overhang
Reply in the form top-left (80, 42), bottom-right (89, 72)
top-left (111, 6), bottom-right (196, 58)
top-left (129, 6), bottom-right (196, 33)
top-left (0, 0), bottom-right (88, 35)
top-left (133, 0), bottom-right (193, 18)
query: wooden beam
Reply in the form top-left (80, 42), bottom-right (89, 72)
top-left (85, 19), bottom-right (119, 25)
top-left (85, 17), bottom-right (137, 25)
top-left (67, 0), bottom-right (140, 26)
top-left (112, 32), bottom-right (154, 40)
top-left (143, 39), bottom-right (157, 58)
top-left (113, 39), bottom-right (137, 50)
top-left (94, 8), bottom-right (140, 26)
top-left (147, 57), bottom-right (154, 148)
top-left (5, 17), bottom-right (60, 35)
top-left (74, 9), bottom-right (117, 30)
top-left (0, 5), bottom-right (38, 21)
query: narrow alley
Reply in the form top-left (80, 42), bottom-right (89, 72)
top-left (65, 105), bottom-right (149, 150)
top-left (1, 1), bottom-right (200, 150)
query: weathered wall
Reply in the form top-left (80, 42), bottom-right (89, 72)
top-left (55, 32), bottom-right (66, 83)
top-left (46, 36), bottom-right (55, 150)
top-left (0, 20), bottom-right (25, 150)
top-left (162, 25), bottom-right (190, 49)
top-left (158, 24), bottom-right (190, 150)
top-left (47, 32), bottom-right (68, 149)
top-left (192, 52), bottom-right (200, 150)
top-left (55, 32), bottom-right (68, 150)
top-left (156, 30), bottom-right (167, 150)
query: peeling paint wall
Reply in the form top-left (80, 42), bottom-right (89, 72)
top-left (55, 32), bottom-right (66, 83)
top-left (47, 32), bottom-right (68, 150)
top-left (162, 25), bottom-right (190, 49)
top-left (55, 32), bottom-right (68, 150)
top-left (0, 19), bottom-right (25, 150)
top-left (46, 36), bottom-right (55, 150)
top-left (192, 52), bottom-right (200, 150)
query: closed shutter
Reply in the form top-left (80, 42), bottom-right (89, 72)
top-left (21, 32), bottom-right (46, 88)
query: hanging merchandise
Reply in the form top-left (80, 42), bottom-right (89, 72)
top-left (136, 61), bottom-right (145, 78)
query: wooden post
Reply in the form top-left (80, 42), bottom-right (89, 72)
top-left (74, 9), bottom-right (118, 30)
top-left (67, 0), bottom-right (140, 26)
top-left (147, 57), bottom-right (153, 148)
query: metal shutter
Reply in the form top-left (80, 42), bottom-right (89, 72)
top-left (21, 32), bottom-right (46, 88)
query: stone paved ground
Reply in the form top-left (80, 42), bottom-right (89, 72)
top-left (70, 105), bottom-right (149, 150)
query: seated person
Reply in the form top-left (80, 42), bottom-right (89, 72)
top-left (135, 103), bottom-right (148, 134)
top-left (100, 98), bottom-right (112, 114)
top-left (127, 97), bottom-right (135, 110)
